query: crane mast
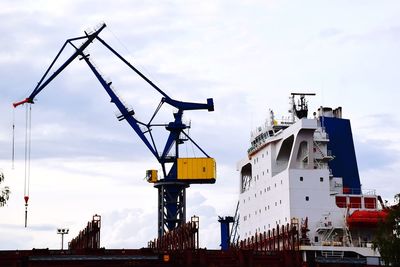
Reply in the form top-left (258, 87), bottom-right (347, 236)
top-left (13, 23), bottom-right (216, 237)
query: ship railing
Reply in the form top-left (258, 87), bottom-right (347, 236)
top-left (361, 189), bottom-right (376, 196)
top-left (148, 217), bottom-right (199, 251)
top-left (316, 221), bottom-right (333, 230)
top-left (341, 188), bottom-right (376, 195)
top-left (321, 250), bottom-right (344, 258)
top-left (233, 223), bottom-right (300, 252)
top-left (342, 187), bottom-right (361, 195)
top-left (297, 162), bottom-right (327, 170)
top-left (279, 116), bottom-right (294, 125)
top-left (314, 130), bottom-right (329, 141)
top-left (273, 161), bottom-right (328, 174)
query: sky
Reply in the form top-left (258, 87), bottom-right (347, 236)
top-left (0, 0), bottom-right (400, 250)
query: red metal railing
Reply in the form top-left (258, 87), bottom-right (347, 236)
top-left (234, 223), bottom-right (299, 251)
top-left (148, 218), bottom-right (199, 251)
top-left (69, 214), bottom-right (101, 249)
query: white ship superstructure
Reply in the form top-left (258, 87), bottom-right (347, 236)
top-left (236, 93), bottom-right (385, 265)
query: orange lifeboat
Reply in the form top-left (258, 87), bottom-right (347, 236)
top-left (347, 210), bottom-right (388, 228)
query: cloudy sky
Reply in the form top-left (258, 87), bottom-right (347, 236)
top-left (0, 0), bottom-right (400, 250)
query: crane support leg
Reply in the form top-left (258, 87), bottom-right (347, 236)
top-left (155, 182), bottom-right (189, 237)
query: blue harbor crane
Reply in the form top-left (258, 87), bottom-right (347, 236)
top-left (13, 23), bottom-right (216, 237)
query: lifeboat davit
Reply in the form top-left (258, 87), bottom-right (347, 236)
top-left (347, 210), bottom-right (388, 228)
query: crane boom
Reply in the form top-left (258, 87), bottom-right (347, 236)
top-left (13, 23), bottom-right (216, 237)
top-left (13, 24), bottom-right (107, 108)
top-left (80, 54), bottom-right (158, 158)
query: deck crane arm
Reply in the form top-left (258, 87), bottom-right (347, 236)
top-left (91, 35), bottom-right (214, 172)
top-left (13, 24), bottom-right (107, 108)
top-left (13, 23), bottom-right (214, 165)
top-left (94, 36), bottom-right (214, 112)
top-left (78, 53), bottom-right (158, 158)
top-left (13, 23), bottom-right (215, 236)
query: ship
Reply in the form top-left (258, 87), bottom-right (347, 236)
top-left (235, 93), bottom-right (387, 266)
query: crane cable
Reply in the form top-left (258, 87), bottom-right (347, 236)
top-left (11, 108), bottom-right (15, 170)
top-left (23, 103), bottom-right (32, 227)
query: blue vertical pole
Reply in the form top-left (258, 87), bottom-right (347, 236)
top-left (218, 216), bottom-right (234, 251)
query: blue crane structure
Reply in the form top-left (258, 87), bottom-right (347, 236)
top-left (13, 23), bottom-right (215, 237)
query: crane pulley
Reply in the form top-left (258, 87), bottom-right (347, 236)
top-left (13, 23), bottom-right (216, 236)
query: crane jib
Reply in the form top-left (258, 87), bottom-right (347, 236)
top-left (12, 23), bottom-right (107, 108)
top-left (12, 23), bottom-right (216, 236)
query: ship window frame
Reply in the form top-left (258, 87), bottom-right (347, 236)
top-left (240, 163), bottom-right (252, 193)
top-left (300, 176), bottom-right (303, 182)
top-left (320, 177), bottom-right (324, 182)
top-left (305, 196), bottom-right (309, 201)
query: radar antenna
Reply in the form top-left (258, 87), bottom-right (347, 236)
top-left (290, 93), bottom-right (316, 120)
